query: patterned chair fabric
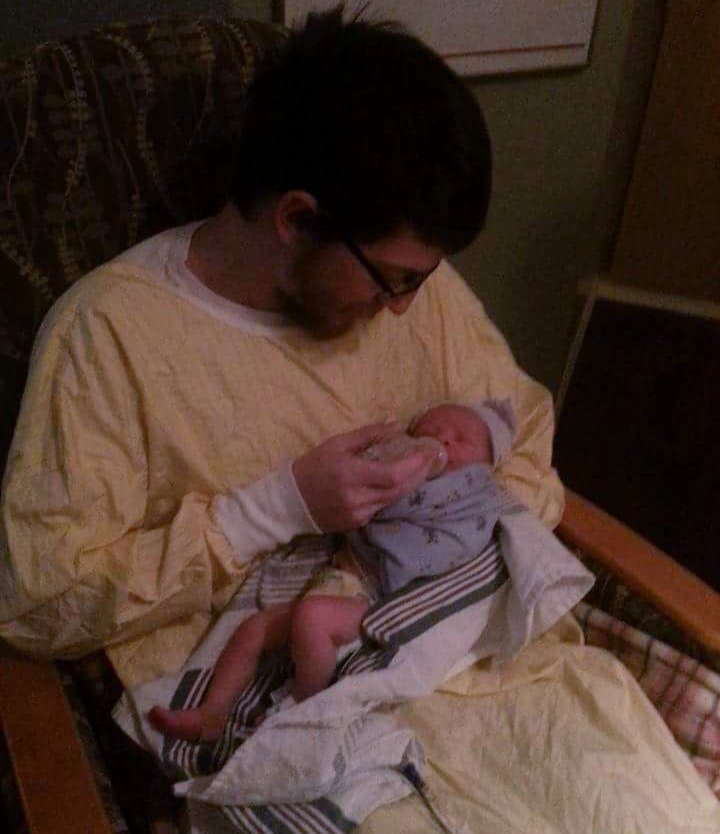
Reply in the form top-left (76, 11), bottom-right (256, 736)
top-left (0, 16), bottom-right (282, 467)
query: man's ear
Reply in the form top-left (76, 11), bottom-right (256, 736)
top-left (273, 191), bottom-right (320, 245)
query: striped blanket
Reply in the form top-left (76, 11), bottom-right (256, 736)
top-left (115, 514), bottom-right (593, 834)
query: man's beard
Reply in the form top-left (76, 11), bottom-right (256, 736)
top-left (275, 285), bottom-right (360, 341)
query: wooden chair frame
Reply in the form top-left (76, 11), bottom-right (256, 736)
top-left (2, 489), bottom-right (719, 834)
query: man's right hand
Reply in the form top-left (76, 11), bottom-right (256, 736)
top-left (292, 422), bottom-right (438, 532)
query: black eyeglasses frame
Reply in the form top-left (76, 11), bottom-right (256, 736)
top-left (341, 237), bottom-right (433, 300)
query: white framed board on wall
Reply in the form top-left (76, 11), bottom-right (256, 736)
top-left (274, 1), bottom-right (600, 76)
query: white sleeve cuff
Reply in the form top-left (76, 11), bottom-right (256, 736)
top-left (210, 464), bottom-right (321, 560)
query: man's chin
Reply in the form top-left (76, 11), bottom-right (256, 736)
top-left (308, 317), bottom-right (362, 341)
top-left (276, 289), bottom-right (373, 341)
top-left (284, 304), bottom-right (363, 341)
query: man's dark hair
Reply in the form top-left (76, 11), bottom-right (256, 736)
top-left (230, 4), bottom-right (492, 253)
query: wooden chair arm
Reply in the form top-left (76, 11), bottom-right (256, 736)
top-left (558, 489), bottom-right (720, 653)
top-left (0, 652), bottom-right (114, 834)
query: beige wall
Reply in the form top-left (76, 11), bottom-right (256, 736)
top-left (453, 0), bottom-right (662, 391)
top-left (227, 0), bottom-right (273, 21)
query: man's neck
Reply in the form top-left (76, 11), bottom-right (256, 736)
top-left (186, 202), bottom-right (285, 311)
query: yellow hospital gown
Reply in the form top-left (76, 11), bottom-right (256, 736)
top-left (0, 241), bottom-right (562, 686)
top-left (3, 231), bottom-right (718, 833)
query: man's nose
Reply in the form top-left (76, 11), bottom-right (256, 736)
top-left (384, 293), bottom-right (416, 315)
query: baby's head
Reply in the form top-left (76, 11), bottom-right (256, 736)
top-left (410, 404), bottom-right (492, 472)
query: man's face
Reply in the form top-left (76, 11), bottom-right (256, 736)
top-left (278, 228), bottom-right (444, 340)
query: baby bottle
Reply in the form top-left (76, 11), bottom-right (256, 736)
top-left (363, 433), bottom-right (448, 478)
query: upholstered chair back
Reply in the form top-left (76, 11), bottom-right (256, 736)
top-left (0, 16), bottom-right (281, 465)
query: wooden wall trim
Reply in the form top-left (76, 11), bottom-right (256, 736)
top-left (577, 277), bottom-right (720, 322)
top-left (611, 0), bottom-right (720, 302)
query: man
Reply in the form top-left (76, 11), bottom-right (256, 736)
top-left (0, 6), bottom-right (562, 687)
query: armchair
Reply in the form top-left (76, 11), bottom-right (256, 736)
top-left (1, 14), bottom-right (718, 834)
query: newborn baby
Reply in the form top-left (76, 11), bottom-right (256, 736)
top-left (351, 403), bottom-right (510, 594)
top-left (149, 401), bottom-right (513, 741)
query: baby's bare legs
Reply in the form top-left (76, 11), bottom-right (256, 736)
top-left (148, 603), bottom-right (294, 741)
top-left (290, 595), bottom-right (369, 702)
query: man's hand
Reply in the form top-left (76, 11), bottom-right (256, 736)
top-left (293, 422), bottom-right (438, 532)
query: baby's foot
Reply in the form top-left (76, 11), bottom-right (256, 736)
top-left (147, 705), bottom-right (226, 742)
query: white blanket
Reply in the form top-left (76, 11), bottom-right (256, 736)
top-left (114, 510), bottom-right (594, 833)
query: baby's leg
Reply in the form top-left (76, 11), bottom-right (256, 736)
top-left (148, 602), bottom-right (293, 741)
top-left (290, 595), bottom-right (369, 702)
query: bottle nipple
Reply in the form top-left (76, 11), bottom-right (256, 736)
top-left (414, 436), bottom-right (448, 478)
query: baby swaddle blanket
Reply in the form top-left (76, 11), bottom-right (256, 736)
top-left (348, 462), bottom-right (506, 593)
top-left (114, 503), bottom-right (593, 833)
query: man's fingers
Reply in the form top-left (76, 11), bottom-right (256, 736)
top-left (386, 452), bottom-right (437, 498)
top-left (334, 420), bottom-right (402, 453)
top-left (353, 463), bottom-right (433, 522)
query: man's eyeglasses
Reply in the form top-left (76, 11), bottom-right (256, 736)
top-left (342, 237), bottom-right (437, 300)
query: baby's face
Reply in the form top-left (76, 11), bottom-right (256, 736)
top-left (410, 405), bottom-right (491, 471)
